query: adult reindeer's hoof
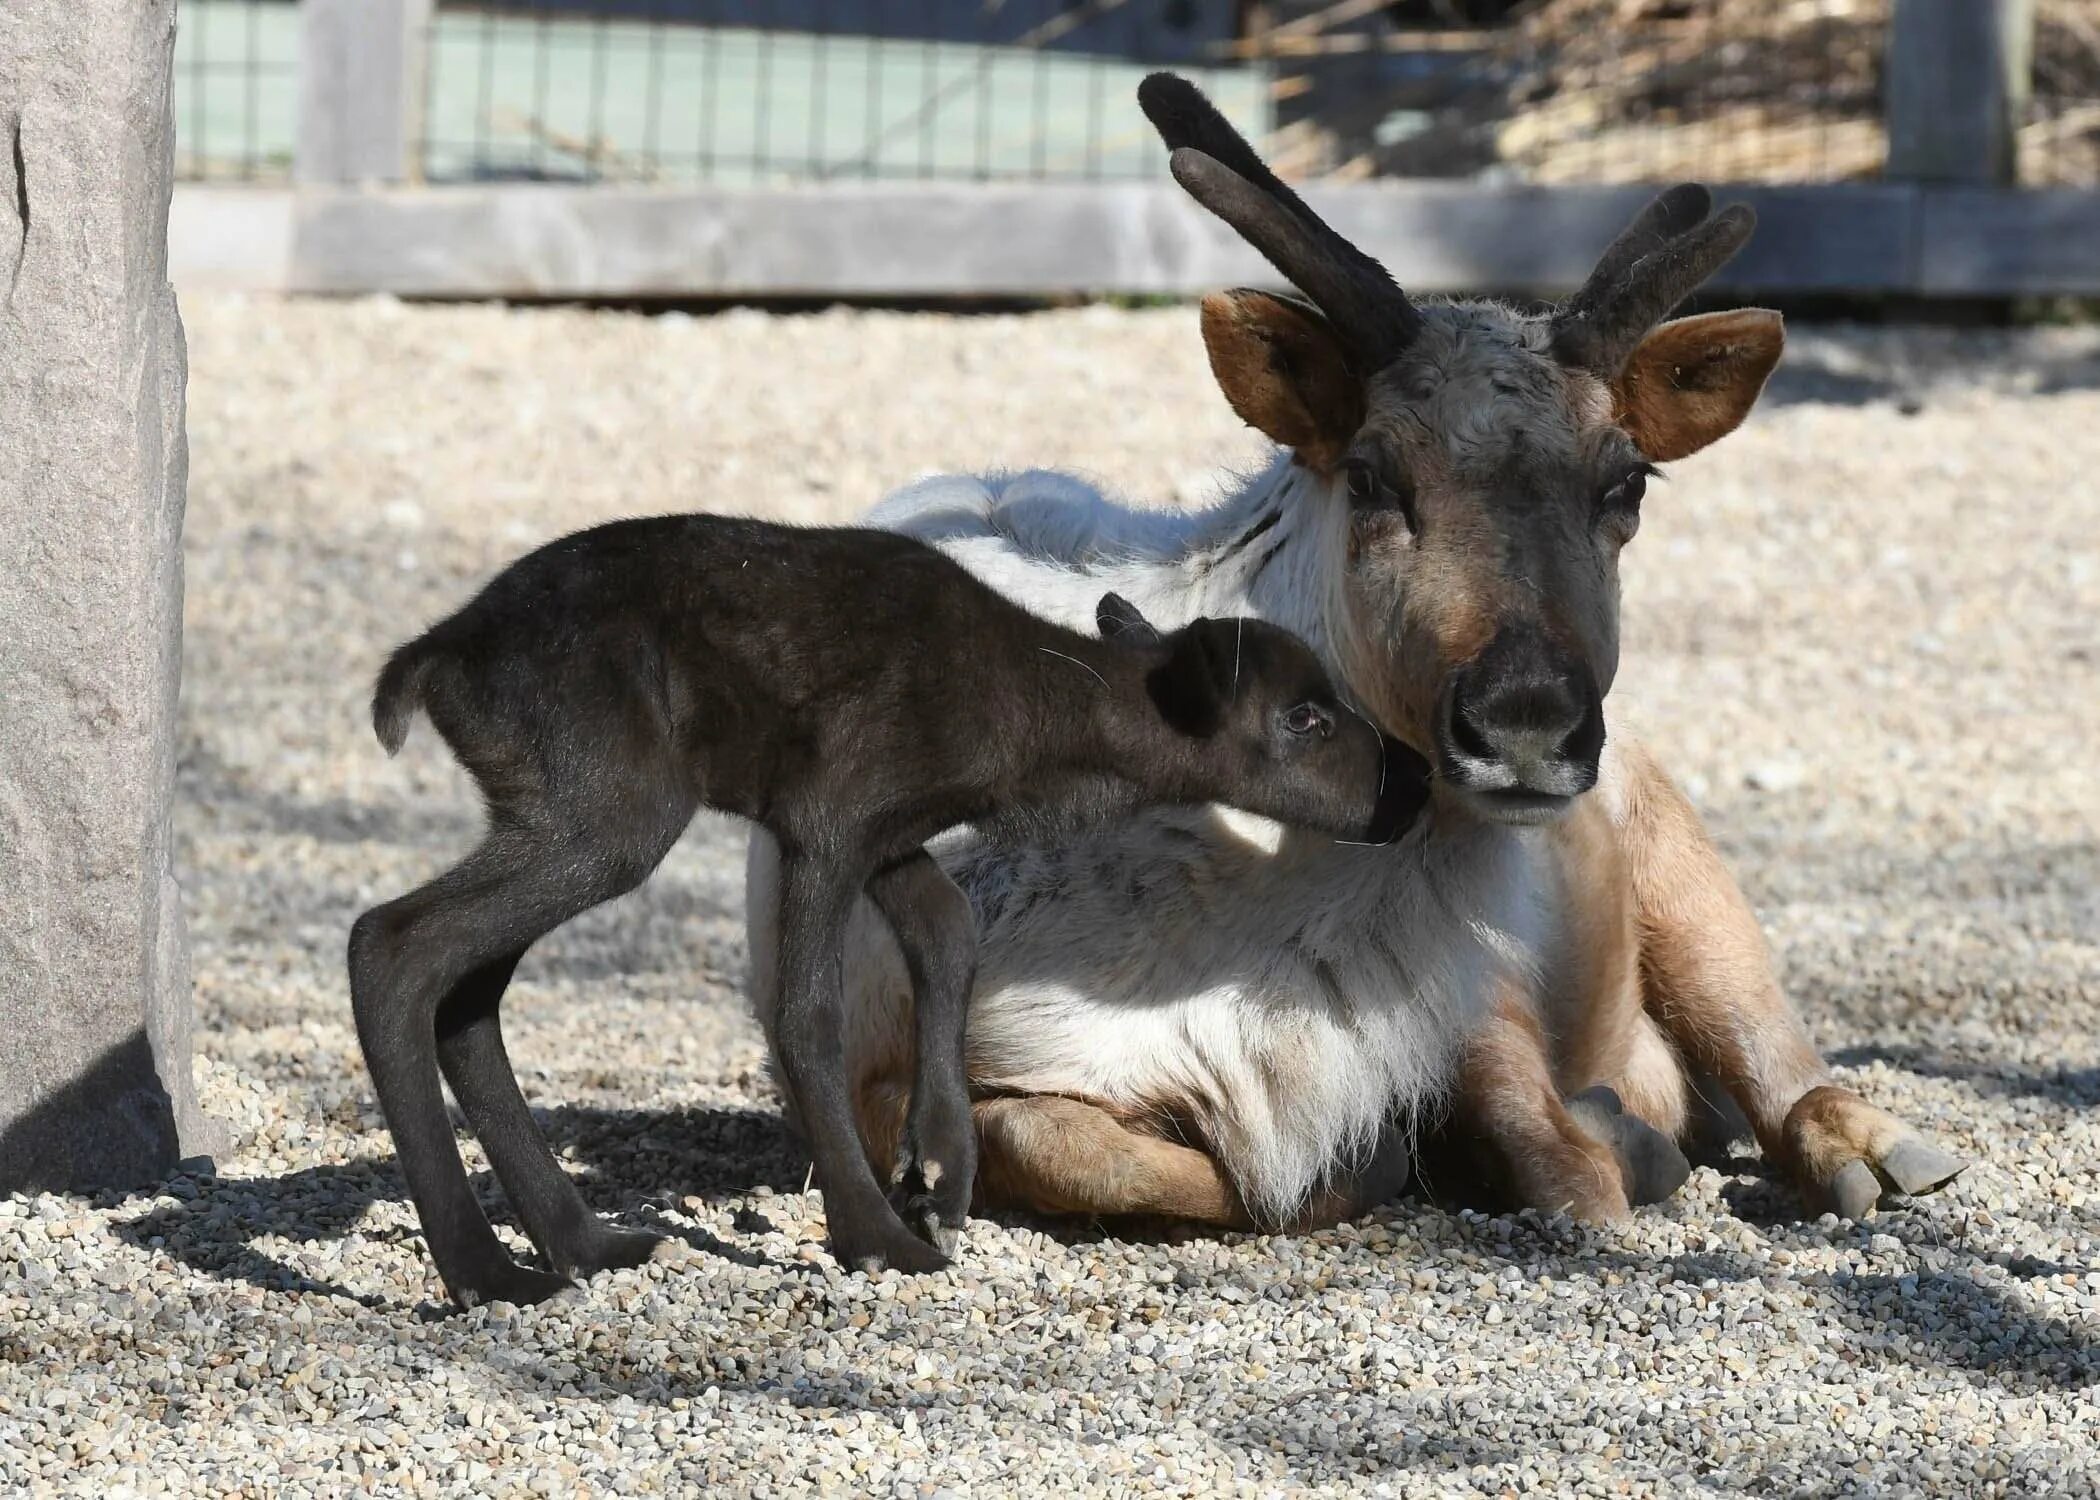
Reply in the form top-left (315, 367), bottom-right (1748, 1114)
top-left (1782, 1085), bottom-right (1967, 1220)
top-left (1568, 1086), bottom-right (1692, 1207)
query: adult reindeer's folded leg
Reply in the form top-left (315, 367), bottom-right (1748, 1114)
top-left (1620, 747), bottom-right (1966, 1217)
top-left (776, 854), bottom-right (950, 1273)
top-left (864, 850), bottom-right (978, 1256)
top-left (973, 1094), bottom-right (1255, 1227)
top-left (1442, 987), bottom-right (1648, 1221)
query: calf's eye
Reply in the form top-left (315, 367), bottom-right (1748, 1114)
top-left (1283, 705), bottom-right (1327, 738)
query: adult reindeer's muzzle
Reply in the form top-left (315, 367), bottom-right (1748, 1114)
top-left (1436, 623), bottom-right (1605, 823)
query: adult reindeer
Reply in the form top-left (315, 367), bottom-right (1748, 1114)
top-left (745, 75), bottom-right (1963, 1235)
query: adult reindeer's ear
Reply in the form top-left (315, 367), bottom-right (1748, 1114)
top-left (1096, 592), bottom-right (1164, 647)
top-left (1200, 290), bottom-right (1364, 473)
top-left (1612, 309), bottom-right (1784, 463)
top-left (1148, 620), bottom-right (1235, 738)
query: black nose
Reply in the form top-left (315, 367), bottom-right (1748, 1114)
top-left (1441, 626), bottom-right (1604, 796)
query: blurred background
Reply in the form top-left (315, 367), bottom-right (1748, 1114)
top-left (167, 0), bottom-right (2100, 303)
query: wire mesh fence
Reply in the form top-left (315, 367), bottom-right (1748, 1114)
top-left (417, 2), bottom-right (1266, 185)
top-left (169, 0), bottom-right (2100, 190)
top-left (1251, 0), bottom-right (1892, 186)
top-left (173, 0), bottom-right (299, 182)
top-left (2028, 0), bottom-right (2100, 185)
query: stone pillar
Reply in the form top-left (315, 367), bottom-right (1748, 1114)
top-left (0, 0), bottom-right (215, 1191)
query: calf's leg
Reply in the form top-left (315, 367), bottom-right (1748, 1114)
top-left (775, 853), bottom-right (949, 1274)
top-left (864, 850), bottom-right (978, 1255)
top-left (351, 805), bottom-right (689, 1308)
top-left (434, 951), bottom-right (665, 1280)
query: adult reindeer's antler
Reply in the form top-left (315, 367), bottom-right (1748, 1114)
top-left (1138, 73), bottom-right (1421, 368)
top-left (1550, 185), bottom-right (1757, 378)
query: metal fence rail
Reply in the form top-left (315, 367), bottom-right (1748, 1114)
top-left (166, 1), bottom-right (2100, 301)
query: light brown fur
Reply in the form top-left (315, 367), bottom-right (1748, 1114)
top-left (816, 209), bottom-right (1953, 1233)
top-left (941, 297), bottom-right (1954, 1227)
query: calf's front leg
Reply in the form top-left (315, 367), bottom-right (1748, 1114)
top-left (864, 850), bottom-right (979, 1256)
top-left (775, 852), bottom-right (950, 1273)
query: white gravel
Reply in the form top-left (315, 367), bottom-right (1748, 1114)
top-left (2, 295), bottom-right (2096, 1497)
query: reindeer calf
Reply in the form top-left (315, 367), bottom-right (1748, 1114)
top-left (350, 514), bottom-right (1424, 1308)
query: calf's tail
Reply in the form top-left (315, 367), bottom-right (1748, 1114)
top-left (372, 639), bottom-right (438, 756)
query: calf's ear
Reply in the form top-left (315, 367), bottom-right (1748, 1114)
top-left (1097, 591), bottom-right (1164, 647)
top-left (1147, 621), bottom-right (1235, 739)
top-left (1200, 290), bottom-right (1364, 474)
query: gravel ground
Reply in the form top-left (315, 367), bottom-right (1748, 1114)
top-left (3, 295), bottom-right (2097, 1497)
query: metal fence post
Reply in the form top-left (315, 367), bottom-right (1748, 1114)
top-left (295, 0), bottom-right (434, 185)
top-left (1886, 0), bottom-right (2036, 185)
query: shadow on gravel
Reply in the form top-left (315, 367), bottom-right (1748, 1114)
top-left (110, 1103), bottom-right (808, 1310)
top-left (1703, 1182), bottom-right (2100, 1388)
top-left (179, 740), bottom-right (484, 850)
top-left (1828, 1044), bottom-right (2100, 1108)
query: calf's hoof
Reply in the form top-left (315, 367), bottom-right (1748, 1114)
top-left (889, 1145), bottom-right (971, 1259)
top-left (1568, 1085), bottom-right (1692, 1207)
top-left (555, 1222), bottom-right (667, 1281)
top-left (829, 1214), bottom-right (952, 1276)
top-left (450, 1258), bottom-right (575, 1312)
top-left (1783, 1085), bottom-right (1967, 1220)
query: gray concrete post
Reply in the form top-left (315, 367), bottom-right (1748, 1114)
top-left (296, 0), bottom-right (435, 186)
top-left (0, 0), bottom-right (217, 1190)
top-left (1886, 0), bottom-right (2037, 185)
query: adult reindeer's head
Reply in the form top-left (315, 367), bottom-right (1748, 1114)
top-left (1140, 75), bottom-right (1783, 826)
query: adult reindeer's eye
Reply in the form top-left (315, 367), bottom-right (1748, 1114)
top-left (1283, 704), bottom-right (1329, 738)
top-left (1345, 457), bottom-right (1419, 536)
top-left (1601, 465), bottom-right (1653, 516)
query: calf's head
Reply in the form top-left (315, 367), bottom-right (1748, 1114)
top-left (1098, 592), bottom-right (1428, 846)
top-left (1141, 75), bottom-right (1784, 826)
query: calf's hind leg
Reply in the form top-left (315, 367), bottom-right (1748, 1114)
top-left (434, 951), bottom-right (667, 1281)
top-left (351, 803), bottom-right (691, 1308)
top-left (865, 850), bottom-right (978, 1256)
top-left (775, 853), bottom-right (950, 1274)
